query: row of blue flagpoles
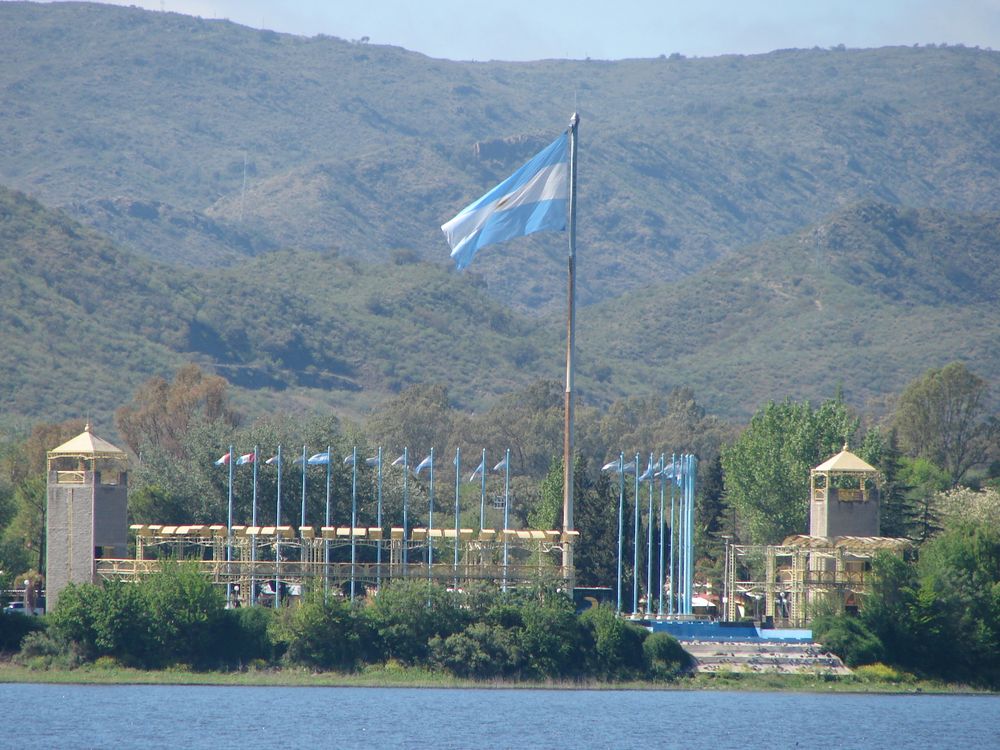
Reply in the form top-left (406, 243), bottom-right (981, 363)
top-left (214, 445), bottom-right (513, 605)
top-left (601, 453), bottom-right (698, 618)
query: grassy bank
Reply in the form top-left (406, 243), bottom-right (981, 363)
top-left (0, 661), bottom-right (984, 694)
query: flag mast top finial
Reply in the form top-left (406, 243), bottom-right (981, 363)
top-left (569, 112), bottom-right (579, 129)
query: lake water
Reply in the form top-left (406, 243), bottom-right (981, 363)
top-left (3, 683), bottom-right (998, 749)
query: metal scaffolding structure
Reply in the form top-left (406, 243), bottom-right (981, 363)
top-left (97, 524), bottom-right (580, 605)
top-left (723, 535), bottom-right (911, 628)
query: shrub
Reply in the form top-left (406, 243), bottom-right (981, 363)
top-left (643, 632), bottom-right (693, 679)
top-left (579, 604), bottom-right (646, 680)
top-left (813, 614), bottom-right (885, 667)
top-left (270, 591), bottom-right (371, 671)
top-left (0, 610), bottom-right (44, 652)
top-left (430, 622), bottom-right (523, 679)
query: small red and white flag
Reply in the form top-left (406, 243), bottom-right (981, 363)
top-left (214, 453), bottom-right (231, 466)
top-left (236, 452), bottom-right (256, 465)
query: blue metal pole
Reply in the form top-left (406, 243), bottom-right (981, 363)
top-left (688, 454), bottom-right (697, 615)
top-left (646, 453), bottom-right (654, 616)
top-left (479, 448), bottom-right (486, 531)
top-left (454, 447), bottom-right (461, 588)
top-left (300, 445), bottom-right (307, 529)
top-left (632, 452), bottom-right (640, 616)
top-left (299, 445), bottom-right (306, 562)
top-left (350, 446), bottom-right (357, 602)
top-left (669, 453), bottom-right (676, 616)
top-left (275, 444), bottom-right (282, 610)
top-left (376, 447), bottom-right (383, 590)
top-left (503, 448), bottom-right (510, 591)
top-left (428, 447), bottom-right (434, 581)
top-left (251, 444), bottom-right (258, 606)
top-left (324, 444), bottom-right (332, 597)
top-left (227, 444), bottom-right (233, 607)
top-left (402, 447), bottom-right (409, 569)
top-left (616, 451), bottom-right (624, 615)
top-left (658, 452), bottom-right (666, 617)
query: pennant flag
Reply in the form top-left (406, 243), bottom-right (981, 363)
top-left (365, 456), bottom-right (380, 467)
top-left (442, 132), bottom-right (569, 270)
top-left (414, 454), bottom-right (433, 476)
top-left (391, 453), bottom-right (406, 468)
top-left (493, 456), bottom-right (508, 472)
top-left (265, 455), bottom-right (280, 465)
top-left (236, 452), bottom-right (255, 465)
top-left (307, 452), bottom-right (330, 465)
top-left (214, 452), bottom-right (231, 466)
top-left (468, 457), bottom-right (486, 482)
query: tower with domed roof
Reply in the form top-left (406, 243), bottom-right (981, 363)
top-left (45, 423), bottom-right (128, 611)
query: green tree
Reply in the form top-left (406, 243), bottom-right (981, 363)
top-left (517, 590), bottom-right (589, 679)
top-left (897, 457), bottom-right (951, 543)
top-left (142, 561), bottom-right (228, 668)
top-left (365, 580), bottom-right (466, 664)
top-left (270, 590), bottom-right (370, 670)
top-left (579, 604), bottom-right (646, 679)
top-left (721, 398), bottom-right (858, 543)
top-left (115, 363), bottom-right (240, 459)
top-left (642, 631), bottom-right (693, 679)
top-left (893, 362), bottom-right (996, 483)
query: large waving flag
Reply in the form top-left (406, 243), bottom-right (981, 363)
top-left (442, 132), bottom-right (569, 270)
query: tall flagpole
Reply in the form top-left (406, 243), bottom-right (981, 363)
top-left (562, 112), bottom-right (579, 582)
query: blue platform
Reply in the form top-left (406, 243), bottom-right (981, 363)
top-left (649, 620), bottom-right (813, 643)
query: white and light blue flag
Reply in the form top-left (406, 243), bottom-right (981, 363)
top-left (307, 452), bottom-right (330, 465)
top-left (414, 454), bottom-right (433, 476)
top-left (469, 457), bottom-right (486, 482)
top-left (441, 132), bottom-right (569, 270)
top-left (492, 456), bottom-right (508, 473)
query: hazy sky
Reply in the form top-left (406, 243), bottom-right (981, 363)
top-left (59, 0), bottom-right (1000, 60)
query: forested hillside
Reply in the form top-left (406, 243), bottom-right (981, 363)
top-left (3, 3), bottom-right (1000, 310)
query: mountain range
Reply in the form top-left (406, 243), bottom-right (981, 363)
top-left (1, 2), bottom-right (998, 431)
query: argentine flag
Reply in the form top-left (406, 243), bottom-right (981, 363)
top-left (442, 131), bottom-right (569, 270)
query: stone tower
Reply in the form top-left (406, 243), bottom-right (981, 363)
top-left (45, 424), bottom-right (128, 611)
top-left (809, 445), bottom-right (880, 538)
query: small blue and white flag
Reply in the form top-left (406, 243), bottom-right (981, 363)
top-left (343, 453), bottom-right (356, 466)
top-left (414, 454), bottom-right (433, 476)
top-left (391, 453), bottom-right (407, 468)
top-left (638, 459), bottom-right (655, 482)
top-left (307, 452), bottom-right (330, 465)
top-left (469, 457), bottom-right (486, 482)
top-left (601, 459), bottom-right (621, 473)
top-left (442, 132), bottom-right (569, 270)
top-left (492, 456), bottom-right (508, 473)
top-left (366, 456), bottom-right (380, 467)
top-left (265, 455), bottom-right (280, 465)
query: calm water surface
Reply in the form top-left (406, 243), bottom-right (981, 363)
top-left (4, 683), bottom-right (998, 749)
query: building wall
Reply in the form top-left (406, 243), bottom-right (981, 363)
top-left (46, 475), bottom-right (96, 611)
top-left (94, 475), bottom-right (128, 556)
top-left (810, 488), bottom-right (880, 537)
